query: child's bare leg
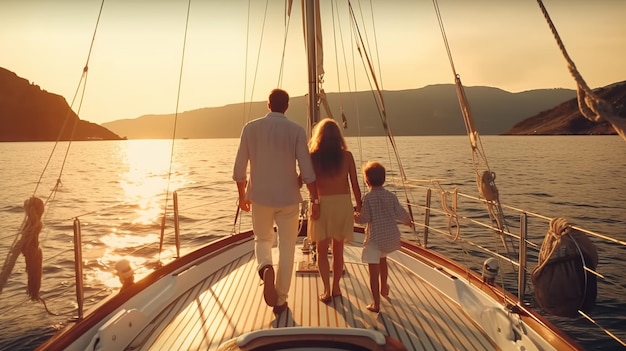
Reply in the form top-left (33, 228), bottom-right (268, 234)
top-left (331, 239), bottom-right (344, 296)
top-left (380, 257), bottom-right (390, 298)
top-left (317, 238), bottom-right (331, 302)
top-left (367, 263), bottom-right (381, 312)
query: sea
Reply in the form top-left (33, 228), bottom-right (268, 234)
top-left (0, 135), bottom-right (625, 350)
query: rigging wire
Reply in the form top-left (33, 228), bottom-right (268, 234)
top-left (234, 0), bottom-right (293, 233)
top-left (157, 0), bottom-right (192, 262)
top-left (234, 0), bottom-right (272, 233)
top-left (0, 0), bottom-right (107, 316)
top-left (328, 1), bottom-right (360, 168)
top-left (344, 2), bottom-right (365, 173)
top-left (327, 2), bottom-right (349, 131)
top-left (348, 1), bottom-right (393, 173)
top-left (277, 0), bottom-right (293, 88)
top-left (243, 0), bottom-right (272, 126)
top-left (234, 0), bottom-right (254, 234)
top-left (431, 0), bottom-right (517, 307)
top-left (241, 0), bottom-right (252, 123)
top-left (431, 0), bottom-right (515, 252)
top-left (348, 0), bottom-right (392, 187)
top-left (33, 1), bottom-right (106, 205)
top-left (248, 0), bottom-right (271, 114)
top-left (326, 0), bottom-right (367, 210)
top-left (347, 1), bottom-right (420, 244)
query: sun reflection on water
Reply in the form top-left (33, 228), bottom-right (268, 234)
top-left (95, 140), bottom-right (186, 289)
top-left (119, 140), bottom-right (177, 225)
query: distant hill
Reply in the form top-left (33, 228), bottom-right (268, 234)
top-left (4, 65), bottom-right (623, 140)
top-left (103, 85), bottom-right (577, 139)
top-left (505, 81), bottom-right (626, 135)
top-left (0, 68), bottom-right (123, 142)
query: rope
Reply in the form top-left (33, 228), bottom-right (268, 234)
top-left (432, 0), bottom-right (519, 306)
top-left (478, 171), bottom-right (512, 251)
top-left (0, 197), bottom-right (44, 299)
top-left (535, 217), bottom-right (571, 273)
top-left (439, 186), bottom-right (461, 241)
top-left (432, 0), bottom-right (515, 253)
top-left (536, 0), bottom-right (626, 140)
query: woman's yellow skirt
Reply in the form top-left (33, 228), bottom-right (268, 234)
top-left (308, 194), bottom-right (354, 243)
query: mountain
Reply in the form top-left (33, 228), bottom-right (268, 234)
top-left (103, 85), bottom-right (577, 139)
top-left (0, 68), bottom-right (123, 142)
top-left (505, 81), bottom-right (626, 135)
top-left (4, 65), bottom-right (622, 140)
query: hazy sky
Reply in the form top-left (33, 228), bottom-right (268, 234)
top-left (2, 0), bottom-right (625, 124)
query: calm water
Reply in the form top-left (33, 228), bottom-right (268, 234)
top-left (0, 136), bottom-right (625, 350)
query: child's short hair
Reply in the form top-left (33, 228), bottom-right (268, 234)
top-left (363, 161), bottom-right (385, 187)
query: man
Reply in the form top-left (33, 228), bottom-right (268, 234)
top-left (232, 88), bottom-right (319, 315)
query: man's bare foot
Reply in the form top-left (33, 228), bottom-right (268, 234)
top-left (366, 303), bottom-right (380, 313)
top-left (381, 284), bottom-right (390, 298)
top-left (331, 289), bottom-right (342, 297)
top-left (273, 301), bottom-right (288, 315)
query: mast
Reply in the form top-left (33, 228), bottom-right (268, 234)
top-left (304, 0), bottom-right (319, 133)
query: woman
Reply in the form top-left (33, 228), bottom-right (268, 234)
top-left (308, 118), bottom-right (362, 302)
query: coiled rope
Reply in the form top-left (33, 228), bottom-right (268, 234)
top-left (534, 217), bottom-right (572, 273)
top-left (0, 197), bottom-right (44, 297)
top-left (0, 197), bottom-right (54, 314)
top-left (439, 186), bottom-right (461, 241)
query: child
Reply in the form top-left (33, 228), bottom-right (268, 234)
top-left (354, 161), bottom-right (413, 313)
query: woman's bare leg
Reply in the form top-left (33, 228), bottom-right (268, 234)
top-left (317, 238), bottom-right (331, 302)
top-left (331, 239), bottom-right (344, 296)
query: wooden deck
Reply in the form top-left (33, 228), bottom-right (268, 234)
top-left (129, 237), bottom-right (496, 350)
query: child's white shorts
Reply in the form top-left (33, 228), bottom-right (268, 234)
top-left (361, 243), bottom-right (388, 264)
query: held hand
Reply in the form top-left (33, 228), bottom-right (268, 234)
top-left (310, 203), bottom-right (320, 220)
top-left (238, 199), bottom-right (251, 212)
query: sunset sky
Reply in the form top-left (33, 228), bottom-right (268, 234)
top-left (2, 0), bottom-right (625, 125)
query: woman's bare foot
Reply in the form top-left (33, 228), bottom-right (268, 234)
top-left (331, 289), bottom-right (342, 297)
top-left (319, 293), bottom-right (331, 303)
top-left (366, 303), bottom-right (380, 313)
top-left (381, 284), bottom-right (390, 298)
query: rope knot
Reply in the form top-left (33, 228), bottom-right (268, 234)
top-left (548, 217), bottom-right (571, 239)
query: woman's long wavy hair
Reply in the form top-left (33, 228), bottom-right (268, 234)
top-left (308, 118), bottom-right (347, 177)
